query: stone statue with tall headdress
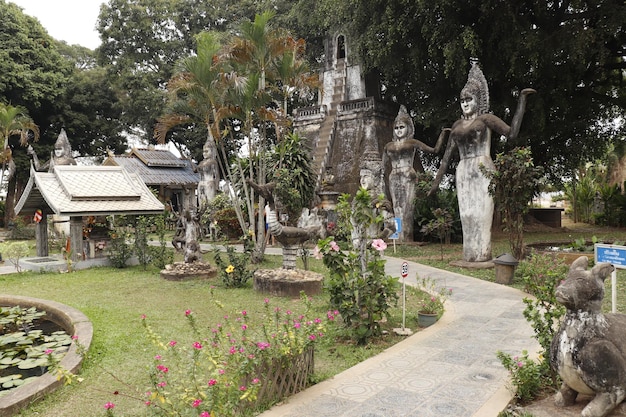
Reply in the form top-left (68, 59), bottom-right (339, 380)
top-left (28, 128), bottom-right (76, 172)
top-left (429, 60), bottom-right (535, 262)
top-left (196, 129), bottom-right (220, 208)
top-left (381, 106), bottom-right (449, 241)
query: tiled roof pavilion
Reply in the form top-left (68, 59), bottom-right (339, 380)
top-left (15, 165), bottom-right (164, 217)
top-left (102, 148), bottom-right (198, 187)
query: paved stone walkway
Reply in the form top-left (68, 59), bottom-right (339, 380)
top-left (257, 255), bottom-right (540, 417)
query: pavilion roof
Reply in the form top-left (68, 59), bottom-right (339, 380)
top-left (15, 165), bottom-right (164, 217)
top-left (102, 148), bottom-right (198, 186)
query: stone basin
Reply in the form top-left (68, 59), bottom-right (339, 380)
top-left (0, 295), bottom-right (93, 417)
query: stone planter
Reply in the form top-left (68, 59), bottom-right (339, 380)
top-left (417, 312), bottom-right (438, 328)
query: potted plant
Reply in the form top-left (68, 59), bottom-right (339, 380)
top-left (415, 276), bottom-right (452, 327)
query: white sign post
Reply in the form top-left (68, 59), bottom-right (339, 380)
top-left (393, 261), bottom-right (413, 336)
top-left (595, 244), bottom-right (626, 313)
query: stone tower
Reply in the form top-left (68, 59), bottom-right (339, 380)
top-left (293, 32), bottom-right (398, 199)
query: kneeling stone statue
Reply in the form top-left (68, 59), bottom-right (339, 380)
top-left (550, 256), bottom-right (625, 417)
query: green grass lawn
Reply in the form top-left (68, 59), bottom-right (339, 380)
top-left (0, 253), bottom-right (422, 416)
top-left (1, 218), bottom-right (624, 416)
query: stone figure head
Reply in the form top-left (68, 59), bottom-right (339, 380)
top-left (360, 145), bottom-right (383, 194)
top-left (393, 105), bottom-right (414, 141)
top-left (460, 60), bottom-right (489, 118)
top-left (53, 129), bottom-right (72, 160)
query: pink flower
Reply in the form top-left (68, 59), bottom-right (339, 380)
top-left (309, 334), bottom-right (317, 341)
top-left (71, 335), bottom-right (78, 340)
top-left (104, 402), bottom-right (115, 410)
top-left (371, 239), bottom-right (387, 251)
top-left (241, 310), bottom-right (247, 316)
top-left (264, 298), bottom-right (270, 304)
top-left (157, 382), bottom-right (166, 387)
top-left (294, 322), bottom-right (301, 329)
top-left (239, 385), bottom-right (247, 391)
top-left (200, 412), bottom-right (210, 417)
top-left (156, 365), bottom-right (168, 373)
top-left (141, 314), bottom-right (147, 320)
top-left (208, 379), bottom-right (217, 386)
top-left (44, 349), bottom-right (53, 355)
top-left (169, 340), bottom-right (177, 347)
top-left (193, 342), bottom-right (203, 349)
top-left (192, 399), bottom-right (202, 407)
top-left (330, 241), bottom-right (340, 251)
top-left (185, 309), bottom-right (192, 316)
top-left (257, 342), bottom-right (270, 350)
top-left (252, 378), bottom-right (260, 384)
top-left (313, 246), bottom-right (323, 260)
top-left (145, 401), bottom-right (151, 406)
top-left (517, 362), bottom-right (524, 367)
top-left (218, 369), bottom-right (225, 375)
top-left (241, 324), bottom-right (248, 330)
top-left (154, 355), bottom-right (162, 360)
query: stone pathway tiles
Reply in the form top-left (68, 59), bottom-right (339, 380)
top-left (257, 256), bottom-right (540, 417)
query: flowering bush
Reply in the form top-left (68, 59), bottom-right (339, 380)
top-left (212, 244), bottom-right (255, 288)
top-left (497, 350), bottom-right (545, 403)
top-left (316, 190), bottom-right (399, 345)
top-left (99, 293), bottom-right (333, 416)
top-left (416, 276), bottom-right (452, 316)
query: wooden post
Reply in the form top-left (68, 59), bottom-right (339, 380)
top-left (70, 217), bottom-right (83, 262)
top-left (35, 213), bottom-right (49, 257)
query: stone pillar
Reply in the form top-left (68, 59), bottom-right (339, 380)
top-left (70, 217), bottom-right (83, 262)
top-left (282, 245), bottom-right (298, 270)
top-left (35, 214), bottom-right (49, 257)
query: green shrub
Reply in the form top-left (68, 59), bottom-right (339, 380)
top-left (9, 217), bottom-right (35, 240)
top-left (499, 251), bottom-right (567, 401)
top-left (0, 241), bottom-right (30, 272)
top-left (316, 190), bottom-right (399, 345)
top-left (212, 244), bottom-right (255, 288)
top-left (213, 208), bottom-right (242, 240)
top-left (107, 217), bottom-right (134, 268)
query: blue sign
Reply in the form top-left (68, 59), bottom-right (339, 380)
top-left (595, 244), bottom-right (626, 269)
top-left (389, 218), bottom-right (402, 240)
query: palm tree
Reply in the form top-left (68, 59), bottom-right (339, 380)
top-left (156, 12), bottom-right (319, 261)
top-left (0, 103), bottom-right (39, 224)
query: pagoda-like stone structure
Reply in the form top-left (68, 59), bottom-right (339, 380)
top-left (293, 32), bottom-right (398, 199)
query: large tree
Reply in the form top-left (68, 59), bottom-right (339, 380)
top-left (292, 0), bottom-right (625, 184)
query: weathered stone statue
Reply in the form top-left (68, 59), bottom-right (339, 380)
top-left (354, 146), bottom-right (395, 246)
top-left (382, 106), bottom-right (448, 241)
top-left (247, 180), bottom-right (324, 270)
top-left (171, 209), bottom-right (204, 263)
top-left (28, 128), bottom-right (76, 172)
top-left (550, 256), bottom-right (625, 417)
top-left (429, 61), bottom-right (535, 262)
top-left (196, 133), bottom-right (219, 208)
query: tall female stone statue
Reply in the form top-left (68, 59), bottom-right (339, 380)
top-left (196, 133), bottom-right (219, 208)
top-left (382, 106), bottom-right (448, 241)
top-left (429, 60), bottom-right (535, 262)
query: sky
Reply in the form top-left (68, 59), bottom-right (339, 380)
top-left (10, 0), bottom-right (105, 50)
